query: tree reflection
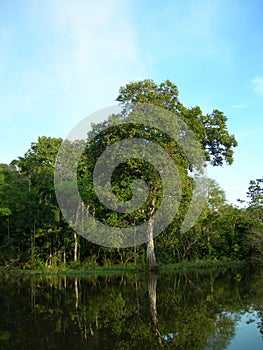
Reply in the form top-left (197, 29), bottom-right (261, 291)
top-left (147, 272), bottom-right (163, 346)
top-left (0, 267), bottom-right (262, 349)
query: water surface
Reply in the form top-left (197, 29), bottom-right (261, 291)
top-left (0, 266), bottom-right (262, 349)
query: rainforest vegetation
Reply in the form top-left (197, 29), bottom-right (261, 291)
top-left (0, 80), bottom-right (262, 270)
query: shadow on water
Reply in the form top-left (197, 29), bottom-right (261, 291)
top-left (0, 266), bottom-right (262, 349)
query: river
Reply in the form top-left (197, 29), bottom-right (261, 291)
top-left (0, 266), bottom-right (262, 349)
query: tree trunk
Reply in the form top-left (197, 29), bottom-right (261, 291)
top-left (146, 199), bottom-right (158, 271)
top-left (74, 201), bottom-right (81, 262)
top-left (63, 246), bottom-right (66, 264)
top-left (31, 216), bottom-right (36, 263)
top-left (74, 231), bottom-right (78, 262)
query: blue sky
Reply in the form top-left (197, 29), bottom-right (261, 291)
top-left (0, 0), bottom-right (262, 205)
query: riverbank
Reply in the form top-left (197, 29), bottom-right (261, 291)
top-left (0, 260), bottom-right (247, 276)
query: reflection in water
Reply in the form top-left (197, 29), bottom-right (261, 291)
top-left (147, 272), bottom-right (162, 346)
top-left (0, 267), bottom-right (262, 349)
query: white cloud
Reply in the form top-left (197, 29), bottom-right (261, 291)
top-left (2, 0), bottom-right (145, 112)
top-left (252, 76), bottom-right (263, 96)
top-left (49, 0), bottom-right (145, 106)
top-left (231, 104), bottom-right (247, 109)
top-left (0, 0), bottom-right (147, 163)
top-left (138, 0), bottom-right (234, 67)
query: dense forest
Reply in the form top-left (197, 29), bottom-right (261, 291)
top-left (0, 80), bottom-right (262, 270)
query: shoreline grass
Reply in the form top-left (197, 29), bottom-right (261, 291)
top-left (0, 260), bottom-right (247, 276)
top-left (159, 260), bottom-right (246, 272)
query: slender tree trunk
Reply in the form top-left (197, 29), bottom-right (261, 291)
top-left (146, 198), bottom-right (158, 271)
top-left (146, 217), bottom-right (158, 270)
top-left (74, 231), bottom-right (78, 262)
top-left (74, 201), bottom-right (81, 262)
top-left (63, 246), bottom-right (66, 264)
top-left (134, 245), bottom-right (137, 265)
top-left (31, 216), bottom-right (36, 263)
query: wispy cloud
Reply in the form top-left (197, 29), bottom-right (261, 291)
top-left (0, 0), bottom-right (145, 125)
top-left (136, 0), bottom-right (236, 68)
top-left (231, 104), bottom-right (247, 109)
top-left (3, 0), bottom-right (145, 93)
top-left (0, 0), bottom-right (146, 163)
top-left (49, 0), bottom-right (145, 106)
top-left (252, 76), bottom-right (263, 96)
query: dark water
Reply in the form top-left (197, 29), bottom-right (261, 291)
top-left (0, 267), bottom-right (262, 349)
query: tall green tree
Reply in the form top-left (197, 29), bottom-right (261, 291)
top-left (117, 80), bottom-right (237, 268)
top-left (0, 164), bottom-right (30, 264)
top-left (247, 178), bottom-right (263, 208)
top-left (14, 136), bottom-right (70, 266)
top-left (244, 177), bottom-right (263, 263)
top-left (80, 79), bottom-right (237, 269)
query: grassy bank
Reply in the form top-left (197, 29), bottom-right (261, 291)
top-left (160, 260), bottom-right (246, 272)
top-left (0, 260), bottom-right (247, 276)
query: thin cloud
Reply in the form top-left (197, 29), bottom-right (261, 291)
top-left (137, 0), bottom-right (235, 67)
top-left (232, 104), bottom-right (247, 109)
top-left (0, 0), bottom-right (146, 130)
top-left (49, 0), bottom-right (145, 104)
top-left (252, 76), bottom-right (263, 96)
top-left (0, 0), bottom-right (146, 164)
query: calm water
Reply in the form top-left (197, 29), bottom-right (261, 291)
top-left (0, 267), bottom-right (262, 349)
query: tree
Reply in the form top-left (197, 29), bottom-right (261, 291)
top-left (117, 80), bottom-right (237, 269)
top-left (247, 178), bottom-right (263, 208)
top-left (244, 177), bottom-right (263, 263)
top-left (116, 80), bottom-right (237, 167)
top-left (14, 136), bottom-right (72, 266)
top-left (0, 164), bottom-right (30, 264)
top-left (80, 79), bottom-right (237, 269)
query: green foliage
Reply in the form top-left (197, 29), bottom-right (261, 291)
top-left (243, 178), bottom-right (263, 263)
top-left (247, 178), bottom-right (263, 207)
top-left (117, 79), bottom-right (238, 166)
top-left (0, 80), bottom-right (261, 269)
